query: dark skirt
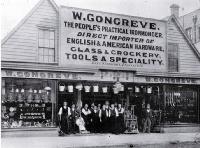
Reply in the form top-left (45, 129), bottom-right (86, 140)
top-left (110, 116), bottom-right (117, 133)
top-left (60, 115), bottom-right (70, 134)
top-left (91, 116), bottom-right (101, 133)
top-left (101, 116), bottom-right (107, 133)
top-left (115, 114), bottom-right (126, 134)
top-left (69, 117), bottom-right (78, 133)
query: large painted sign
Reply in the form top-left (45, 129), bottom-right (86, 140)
top-left (60, 7), bottom-right (166, 71)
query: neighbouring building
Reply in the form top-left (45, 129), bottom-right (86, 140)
top-left (1, 0), bottom-right (200, 132)
top-left (170, 4), bottom-right (200, 52)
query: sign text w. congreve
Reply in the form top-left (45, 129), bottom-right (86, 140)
top-left (60, 7), bottom-right (166, 70)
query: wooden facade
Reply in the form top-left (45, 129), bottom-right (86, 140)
top-left (1, 0), bottom-right (200, 130)
top-left (2, 0), bottom-right (59, 63)
top-left (167, 17), bottom-right (200, 74)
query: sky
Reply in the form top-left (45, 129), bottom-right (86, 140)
top-left (1, 0), bottom-right (200, 39)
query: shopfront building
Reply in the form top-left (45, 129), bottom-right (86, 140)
top-left (1, 0), bottom-right (200, 131)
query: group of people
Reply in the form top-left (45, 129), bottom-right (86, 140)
top-left (58, 100), bottom-right (154, 136)
top-left (58, 101), bottom-right (126, 136)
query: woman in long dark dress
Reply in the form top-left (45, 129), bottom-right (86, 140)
top-left (58, 101), bottom-right (71, 135)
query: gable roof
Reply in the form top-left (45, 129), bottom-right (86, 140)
top-left (1, 0), bottom-right (59, 45)
top-left (167, 14), bottom-right (200, 59)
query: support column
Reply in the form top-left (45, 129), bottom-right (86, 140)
top-left (76, 90), bottom-right (82, 109)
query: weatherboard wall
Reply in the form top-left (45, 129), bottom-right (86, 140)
top-left (1, 0), bottom-right (59, 63)
top-left (167, 18), bottom-right (200, 74)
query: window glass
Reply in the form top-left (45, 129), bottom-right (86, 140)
top-left (44, 56), bottom-right (49, 63)
top-left (38, 55), bottom-right (43, 62)
top-left (168, 43), bottom-right (179, 72)
top-left (38, 29), bottom-right (44, 39)
top-left (44, 39), bottom-right (49, 48)
top-left (48, 56), bottom-right (54, 62)
top-left (1, 78), bottom-right (56, 128)
top-left (38, 39), bottom-right (44, 47)
top-left (38, 29), bottom-right (55, 63)
top-left (38, 48), bottom-right (44, 55)
top-left (44, 48), bottom-right (49, 56)
top-left (49, 49), bottom-right (54, 56)
top-left (185, 27), bottom-right (192, 40)
top-left (49, 39), bottom-right (55, 48)
top-left (44, 30), bottom-right (50, 39)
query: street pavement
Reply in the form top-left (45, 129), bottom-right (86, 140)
top-left (1, 132), bottom-right (200, 148)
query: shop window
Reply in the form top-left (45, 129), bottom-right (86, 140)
top-left (185, 27), bottom-right (192, 41)
top-left (38, 29), bottom-right (55, 63)
top-left (164, 86), bottom-right (198, 123)
top-left (168, 43), bottom-right (179, 72)
top-left (1, 78), bottom-right (56, 129)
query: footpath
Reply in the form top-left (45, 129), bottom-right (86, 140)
top-left (1, 130), bottom-right (200, 148)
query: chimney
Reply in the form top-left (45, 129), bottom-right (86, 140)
top-left (170, 4), bottom-right (180, 18)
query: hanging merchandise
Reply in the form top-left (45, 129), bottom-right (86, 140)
top-left (7, 92), bottom-right (15, 102)
top-left (128, 87), bottom-right (133, 90)
top-left (120, 85), bottom-right (124, 91)
top-left (76, 83), bottom-right (83, 91)
top-left (11, 88), bottom-right (14, 93)
top-left (21, 89), bottom-right (25, 93)
top-left (44, 81), bottom-right (51, 91)
top-left (84, 86), bottom-right (91, 92)
top-left (135, 86), bottom-right (140, 93)
top-left (68, 85), bottom-right (73, 92)
top-left (28, 88), bottom-right (33, 93)
top-left (43, 91), bottom-right (50, 103)
top-left (147, 87), bottom-right (152, 94)
top-left (113, 87), bottom-right (118, 94)
top-left (93, 85), bottom-right (99, 92)
top-left (17, 93), bottom-right (24, 102)
top-left (114, 81), bottom-right (124, 92)
top-left (34, 90), bottom-right (41, 103)
top-left (114, 82), bottom-right (121, 89)
top-left (102, 87), bottom-right (108, 93)
top-left (59, 83), bottom-right (65, 92)
top-left (15, 88), bottom-right (19, 93)
top-left (27, 88), bottom-right (33, 103)
top-left (44, 86), bottom-right (51, 91)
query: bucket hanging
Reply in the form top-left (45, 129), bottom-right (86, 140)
top-left (135, 86), bottom-right (140, 93)
top-left (84, 86), bottom-right (90, 92)
top-left (113, 87), bottom-right (118, 94)
top-left (68, 85), bottom-right (73, 92)
top-left (93, 85), bottom-right (99, 92)
top-left (147, 87), bottom-right (152, 94)
top-left (59, 84), bottom-right (65, 92)
top-left (102, 87), bottom-right (108, 93)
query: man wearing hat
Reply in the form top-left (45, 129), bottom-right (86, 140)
top-left (143, 104), bottom-right (153, 133)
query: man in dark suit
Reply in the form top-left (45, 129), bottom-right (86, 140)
top-left (143, 104), bottom-right (153, 133)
